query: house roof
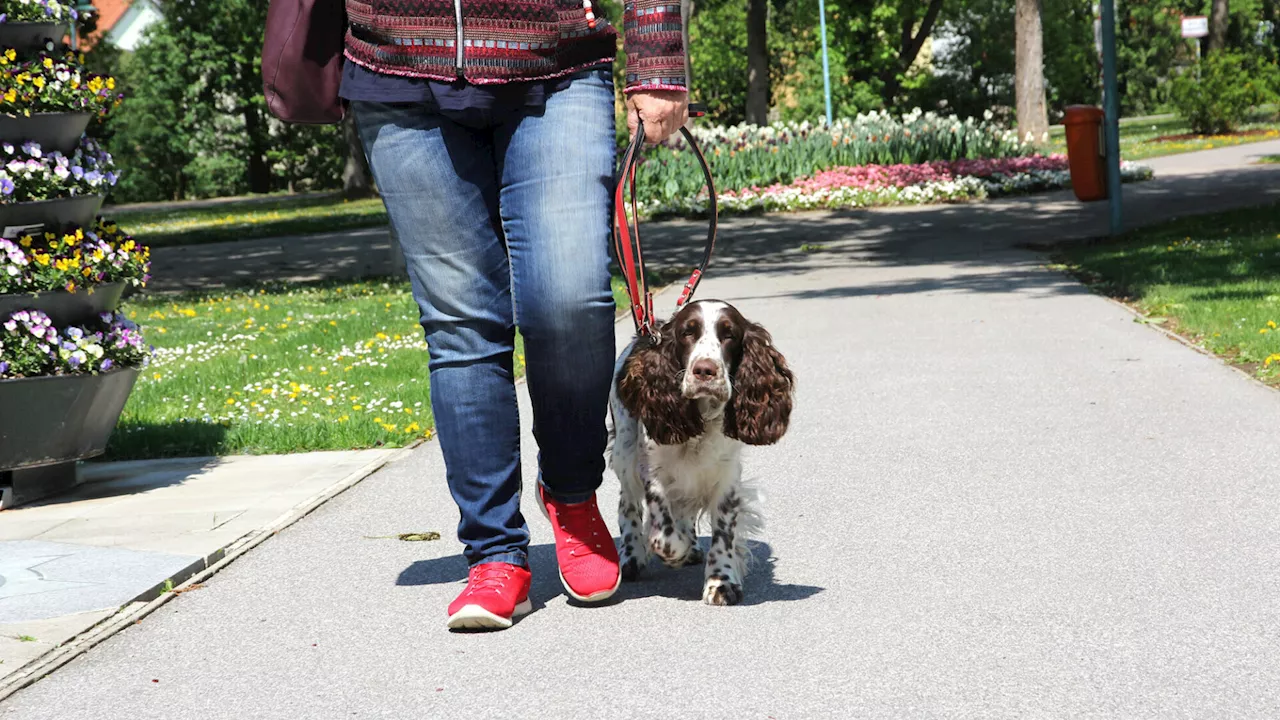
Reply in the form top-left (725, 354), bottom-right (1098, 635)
top-left (87, 0), bottom-right (132, 46)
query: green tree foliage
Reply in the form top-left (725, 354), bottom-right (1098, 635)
top-left (99, 0), bottom-right (346, 202)
top-left (1170, 50), bottom-right (1279, 131)
top-left (1118, 0), bottom-right (1279, 115)
top-left (906, 0), bottom-right (1098, 121)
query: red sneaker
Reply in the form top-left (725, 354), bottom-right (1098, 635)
top-left (538, 485), bottom-right (621, 602)
top-left (446, 562), bottom-right (532, 631)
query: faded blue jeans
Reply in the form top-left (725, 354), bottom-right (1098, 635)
top-left (352, 69), bottom-right (617, 569)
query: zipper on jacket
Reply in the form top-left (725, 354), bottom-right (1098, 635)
top-left (453, 0), bottom-right (464, 76)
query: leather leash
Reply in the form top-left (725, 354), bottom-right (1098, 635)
top-left (613, 103), bottom-right (718, 340)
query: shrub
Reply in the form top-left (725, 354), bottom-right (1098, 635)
top-left (1170, 52), bottom-right (1279, 135)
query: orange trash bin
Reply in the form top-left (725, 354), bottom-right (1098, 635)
top-left (1062, 105), bottom-right (1107, 202)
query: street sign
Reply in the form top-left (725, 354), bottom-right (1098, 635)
top-left (1182, 16), bottom-right (1209, 38)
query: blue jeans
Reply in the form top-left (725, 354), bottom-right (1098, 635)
top-left (352, 69), bottom-right (617, 569)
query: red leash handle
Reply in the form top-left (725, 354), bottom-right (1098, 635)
top-left (613, 104), bottom-right (718, 339)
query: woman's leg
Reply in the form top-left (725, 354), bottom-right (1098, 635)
top-left (495, 69), bottom-right (618, 505)
top-left (354, 101), bottom-right (528, 568)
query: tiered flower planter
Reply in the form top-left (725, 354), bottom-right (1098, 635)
top-left (0, 281), bottom-right (123, 325)
top-left (0, 366), bottom-right (139, 470)
top-left (0, 22), bottom-right (68, 53)
top-left (1, 8), bottom-right (143, 507)
top-left (0, 193), bottom-right (103, 234)
top-left (0, 111), bottom-right (93, 154)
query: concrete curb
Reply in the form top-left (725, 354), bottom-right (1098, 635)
top-left (0, 442), bottom-right (419, 702)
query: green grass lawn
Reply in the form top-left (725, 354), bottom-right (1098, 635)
top-left (113, 195), bottom-right (389, 249)
top-left (108, 277), bottom-right (632, 459)
top-left (1056, 202), bottom-right (1280, 384)
top-left (1258, 154), bottom-right (1280, 165)
top-left (1046, 112), bottom-right (1280, 161)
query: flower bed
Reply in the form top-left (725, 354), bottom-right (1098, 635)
top-left (1, 220), bottom-right (150, 293)
top-left (1, 309), bottom-right (149, 378)
top-left (0, 138), bottom-right (116, 201)
top-left (636, 109), bottom-right (1036, 205)
top-left (642, 154), bottom-right (1155, 217)
top-left (0, 48), bottom-right (121, 117)
top-left (0, 0), bottom-right (79, 24)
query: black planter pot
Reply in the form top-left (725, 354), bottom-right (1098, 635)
top-left (0, 194), bottom-right (103, 237)
top-left (0, 22), bottom-right (69, 54)
top-left (0, 112), bottom-right (92, 155)
top-left (0, 281), bottom-right (124, 326)
top-left (0, 367), bottom-right (138, 471)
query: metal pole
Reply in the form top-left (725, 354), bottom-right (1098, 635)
top-left (71, 2), bottom-right (94, 48)
top-left (1100, 0), bottom-right (1123, 234)
top-left (818, 0), bottom-right (833, 126)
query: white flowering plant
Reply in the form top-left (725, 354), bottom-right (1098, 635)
top-left (0, 309), bottom-right (149, 379)
top-left (0, 138), bottom-right (118, 202)
top-left (0, 0), bottom-right (78, 24)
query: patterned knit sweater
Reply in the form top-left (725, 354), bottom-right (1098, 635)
top-left (344, 0), bottom-right (686, 93)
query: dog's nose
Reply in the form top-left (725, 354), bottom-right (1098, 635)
top-left (691, 359), bottom-right (720, 381)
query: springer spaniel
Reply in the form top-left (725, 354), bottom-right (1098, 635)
top-left (609, 299), bottom-right (795, 605)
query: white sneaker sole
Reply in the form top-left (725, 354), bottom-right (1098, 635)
top-left (447, 598), bottom-right (533, 631)
top-left (559, 568), bottom-right (621, 603)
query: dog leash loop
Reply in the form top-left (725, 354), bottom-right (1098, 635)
top-left (613, 104), bottom-right (718, 339)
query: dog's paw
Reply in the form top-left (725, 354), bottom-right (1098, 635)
top-left (620, 556), bottom-right (644, 582)
top-left (682, 546), bottom-right (705, 567)
top-left (651, 534), bottom-right (702, 569)
top-left (702, 576), bottom-right (744, 606)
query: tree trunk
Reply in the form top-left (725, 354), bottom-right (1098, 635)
top-left (1015, 0), bottom-right (1049, 144)
top-left (342, 115), bottom-right (374, 198)
top-left (745, 0), bottom-right (768, 125)
top-left (1209, 0), bottom-right (1229, 53)
top-left (881, 0), bottom-right (946, 106)
top-left (242, 103), bottom-right (273, 194)
top-left (1264, 0), bottom-right (1278, 61)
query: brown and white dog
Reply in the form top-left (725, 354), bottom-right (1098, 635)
top-left (608, 299), bottom-right (795, 605)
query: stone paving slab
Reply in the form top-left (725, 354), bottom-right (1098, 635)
top-left (0, 541), bottom-right (196, 624)
top-left (0, 449), bottom-right (397, 684)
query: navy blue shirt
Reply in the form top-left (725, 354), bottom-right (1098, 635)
top-left (339, 60), bottom-right (609, 125)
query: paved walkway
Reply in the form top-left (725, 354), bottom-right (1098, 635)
top-left (3, 143), bottom-right (1280, 716)
top-left (142, 141), bottom-right (1280, 292)
top-left (0, 450), bottom-right (399, 687)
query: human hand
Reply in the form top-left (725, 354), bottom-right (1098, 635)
top-left (626, 90), bottom-right (689, 145)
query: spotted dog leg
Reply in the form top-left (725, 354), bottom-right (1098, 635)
top-left (611, 408), bottom-right (649, 582)
top-left (703, 486), bottom-right (745, 606)
top-left (646, 477), bottom-right (698, 568)
top-left (673, 510), bottom-right (704, 567)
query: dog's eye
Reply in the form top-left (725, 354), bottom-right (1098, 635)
top-left (682, 323), bottom-right (698, 337)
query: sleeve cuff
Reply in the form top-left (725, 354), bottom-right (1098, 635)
top-left (623, 83), bottom-right (688, 94)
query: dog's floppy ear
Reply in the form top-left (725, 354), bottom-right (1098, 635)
top-left (617, 327), bottom-right (703, 445)
top-left (724, 321), bottom-right (794, 445)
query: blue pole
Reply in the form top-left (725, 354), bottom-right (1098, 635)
top-left (818, 0), bottom-right (833, 125)
top-left (1100, 0), bottom-right (1123, 234)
